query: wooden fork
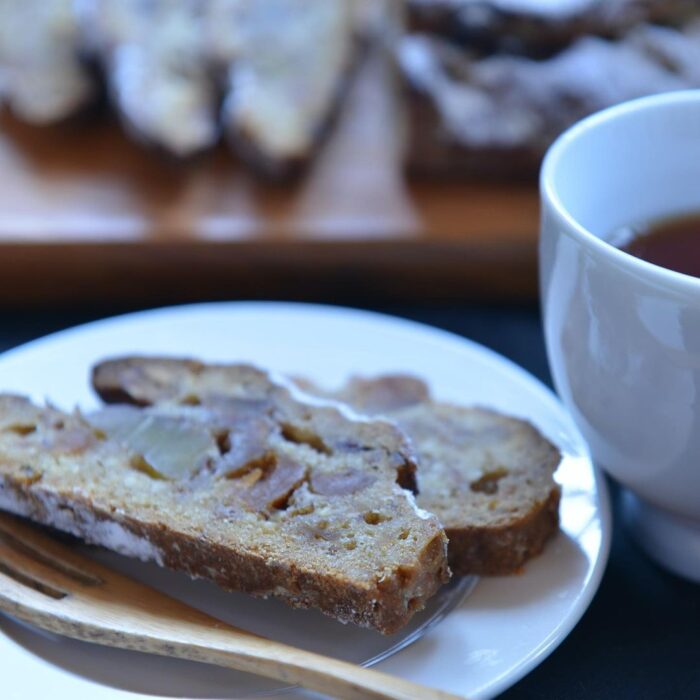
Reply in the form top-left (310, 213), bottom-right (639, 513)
top-left (0, 512), bottom-right (463, 700)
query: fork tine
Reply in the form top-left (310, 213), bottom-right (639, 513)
top-left (0, 559), bottom-right (67, 600)
top-left (0, 513), bottom-right (104, 584)
top-left (0, 533), bottom-right (75, 597)
top-left (0, 524), bottom-right (102, 586)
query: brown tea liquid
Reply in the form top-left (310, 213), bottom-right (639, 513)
top-left (617, 214), bottom-right (700, 278)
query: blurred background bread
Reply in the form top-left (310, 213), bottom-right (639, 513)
top-left (2, 0), bottom-right (700, 306)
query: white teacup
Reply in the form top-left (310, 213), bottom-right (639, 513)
top-left (540, 90), bottom-right (700, 582)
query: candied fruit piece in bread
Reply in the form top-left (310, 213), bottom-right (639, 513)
top-left (0, 366), bottom-right (449, 634)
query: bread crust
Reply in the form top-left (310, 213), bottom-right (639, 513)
top-left (445, 487), bottom-right (560, 575)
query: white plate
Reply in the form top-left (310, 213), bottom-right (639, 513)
top-left (0, 302), bottom-right (610, 700)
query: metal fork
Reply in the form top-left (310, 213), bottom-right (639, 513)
top-left (0, 512), bottom-right (462, 700)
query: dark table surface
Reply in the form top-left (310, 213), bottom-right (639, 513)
top-left (1, 301), bottom-right (698, 700)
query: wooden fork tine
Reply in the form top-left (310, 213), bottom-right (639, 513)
top-left (0, 533), bottom-right (74, 597)
top-left (0, 512), bottom-right (102, 584)
top-left (0, 558), bottom-right (68, 603)
top-left (0, 516), bottom-right (103, 588)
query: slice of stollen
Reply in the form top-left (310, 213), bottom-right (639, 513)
top-left (0, 365), bottom-right (449, 634)
top-left (295, 375), bottom-right (562, 576)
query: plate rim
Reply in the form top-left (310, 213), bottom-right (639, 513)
top-left (0, 301), bottom-right (612, 700)
top-left (479, 489), bottom-right (611, 699)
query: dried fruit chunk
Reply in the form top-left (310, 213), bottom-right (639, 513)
top-left (238, 455), bottom-right (307, 511)
top-left (311, 468), bottom-right (376, 496)
top-left (89, 406), bottom-right (218, 480)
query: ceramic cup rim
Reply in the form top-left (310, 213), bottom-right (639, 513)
top-left (540, 89), bottom-right (700, 293)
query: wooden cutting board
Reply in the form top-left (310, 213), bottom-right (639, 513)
top-left (0, 49), bottom-right (539, 306)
